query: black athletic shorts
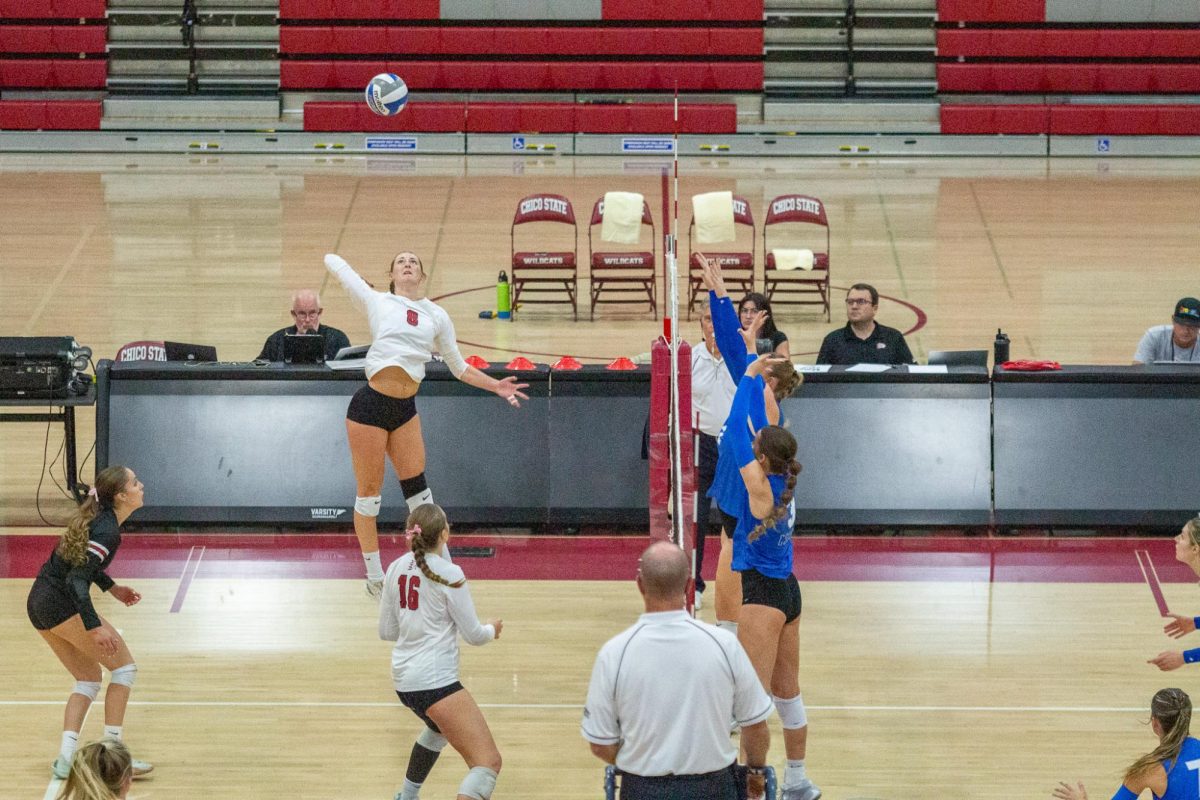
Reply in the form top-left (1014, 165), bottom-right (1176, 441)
top-left (740, 568), bottom-right (802, 624)
top-left (27, 577), bottom-right (79, 631)
top-left (619, 764), bottom-right (741, 800)
top-left (396, 681), bottom-right (464, 732)
top-left (720, 509), bottom-right (738, 539)
top-left (346, 385), bottom-right (418, 432)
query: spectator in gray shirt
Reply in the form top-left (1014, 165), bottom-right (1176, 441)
top-left (1134, 297), bottom-right (1200, 364)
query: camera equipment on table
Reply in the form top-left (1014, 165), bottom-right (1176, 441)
top-left (0, 337), bottom-right (93, 399)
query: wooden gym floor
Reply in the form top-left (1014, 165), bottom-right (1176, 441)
top-left (3, 152), bottom-right (1200, 797)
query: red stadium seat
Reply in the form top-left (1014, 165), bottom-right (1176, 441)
top-left (493, 61), bottom-right (551, 92)
top-left (0, 60), bottom-right (55, 88)
top-left (587, 197), bottom-right (657, 320)
top-left (710, 63), bottom-right (764, 91)
top-left (679, 104), bottom-right (737, 134)
top-left (333, 26), bottom-right (386, 53)
top-left (713, 28), bottom-right (763, 56)
top-left (511, 193), bottom-right (579, 319)
top-left (550, 62), bottom-right (601, 92)
top-left (1097, 65), bottom-right (1154, 93)
top-left (1154, 65), bottom-right (1200, 93)
top-left (280, 61), bottom-right (336, 89)
top-left (626, 104), bottom-right (673, 134)
top-left (1157, 106), bottom-right (1200, 135)
top-left (333, 60), bottom-right (383, 89)
top-left (278, 27), bottom-right (334, 54)
top-left (53, 25), bottom-right (107, 53)
top-left (0, 101), bottom-right (48, 130)
top-left (576, 104), bottom-right (629, 134)
top-left (1044, 65), bottom-right (1099, 94)
top-left (0, 27), bottom-right (55, 52)
top-left (50, 99), bottom-right (101, 129)
top-left (387, 27), bottom-right (443, 55)
top-left (51, 59), bottom-right (107, 88)
top-left (518, 103), bottom-right (577, 134)
top-left (686, 195), bottom-right (755, 317)
top-left (438, 26), bottom-right (494, 55)
top-left (763, 194), bottom-right (832, 319)
top-left (936, 64), bottom-right (992, 92)
top-left (279, 0), bottom-right (332, 18)
top-left (52, 0), bottom-right (106, 17)
top-left (466, 103), bottom-right (521, 134)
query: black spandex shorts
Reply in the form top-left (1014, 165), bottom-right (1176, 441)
top-left (740, 569), bottom-right (802, 624)
top-left (26, 578), bottom-right (78, 631)
top-left (720, 510), bottom-right (738, 539)
top-left (346, 385), bottom-right (417, 432)
top-left (396, 681), bottom-right (464, 732)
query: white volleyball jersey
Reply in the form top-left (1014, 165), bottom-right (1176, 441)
top-left (378, 549), bottom-right (495, 692)
top-left (325, 254), bottom-right (468, 382)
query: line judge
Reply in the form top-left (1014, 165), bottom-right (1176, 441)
top-left (582, 541), bottom-right (773, 800)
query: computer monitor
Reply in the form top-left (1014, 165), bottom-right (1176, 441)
top-left (927, 349), bottom-right (988, 368)
top-left (163, 341), bottom-right (218, 362)
top-left (283, 333), bottom-right (325, 364)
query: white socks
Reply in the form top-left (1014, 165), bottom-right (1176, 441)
top-left (59, 730), bottom-right (79, 762)
top-left (784, 759), bottom-right (807, 787)
top-left (399, 779), bottom-right (422, 799)
top-left (103, 724), bottom-right (122, 741)
top-left (364, 551), bottom-right (384, 581)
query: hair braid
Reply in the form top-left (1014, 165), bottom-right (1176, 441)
top-left (746, 459), bottom-right (800, 544)
top-left (1125, 688), bottom-right (1192, 784)
top-left (407, 503), bottom-right (464, 588)
top-left (57, 466), bottom-right (130, 567)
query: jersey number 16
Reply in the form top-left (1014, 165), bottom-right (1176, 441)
top-left (398, 575), bottom-right (421, 610)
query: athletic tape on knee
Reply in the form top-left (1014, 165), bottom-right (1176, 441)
top-left (109, 664), bottom-right (137, 689)
top-left (457, 766), bottom-right (498, 800)
top-left (354, 495), bottom-right (382, 517)
top-left (773, 693), bottom-right (807, 730)
top-left (72, 680), bottom-right (101, 701)
top-left (416, 727), bottom-right (448, 752)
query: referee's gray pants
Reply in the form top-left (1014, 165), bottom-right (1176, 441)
top-left (619, 764), bottom-right (740, 800)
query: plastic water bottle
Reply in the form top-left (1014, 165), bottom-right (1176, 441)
top-left (497, 270), bottom-right (511, 320)
top-left (994, 328), bottom-right (1010, 365)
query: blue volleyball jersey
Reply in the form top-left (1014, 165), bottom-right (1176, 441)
top-left (730, 472), bottom-right (795, 580)
top-left (1157, 736), bottom-right (1200, 800)
top-left (707, 292), bottom-right (768, 515)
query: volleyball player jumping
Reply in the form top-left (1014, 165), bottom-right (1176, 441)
top-left (325, 252), bottom-right (528, 596)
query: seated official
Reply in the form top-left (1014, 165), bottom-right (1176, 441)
top-left (257, 289), bottom-right (350, 362)
top-left (1134, 297), bottom-right (1200, 364)
top-left (816, 283), bottom-right (913, 366)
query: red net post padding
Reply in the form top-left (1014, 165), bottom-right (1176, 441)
top-left (676, 339), bottom-right (695, 556)
top-left (649, 337), bottom-right (672, 542)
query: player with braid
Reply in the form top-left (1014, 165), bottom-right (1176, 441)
top-left (1054, 687), bottom-right (1200, 800)
top-left (378, 503), bottom-right (503, 800)
top-left (724, 354), bottom-right (819, 800)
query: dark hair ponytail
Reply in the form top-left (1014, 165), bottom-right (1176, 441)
top-left (57, 466), bottom-right (130, 566)
top-left (746, 426), bottom-right (800, 544)
top-left (407, 503), bottom-right (463, 588)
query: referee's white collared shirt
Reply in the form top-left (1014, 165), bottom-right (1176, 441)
top-left (692, 344), bottom-right (736, 438)
top-left (581, 610), bottom-right (773, 777)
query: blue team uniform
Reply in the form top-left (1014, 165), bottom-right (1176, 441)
top-left (1154, 736), bottom-right (1200, 800)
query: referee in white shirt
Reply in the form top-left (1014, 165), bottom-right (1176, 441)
top-left (692, 306), bottom-right (737, 607)
top-left (582, 541), bottom-right (773, 800)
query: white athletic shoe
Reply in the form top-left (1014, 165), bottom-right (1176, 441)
top-left (781, 779), bottom-right (821, 800)
top-left (365, 577), bottom-right (384, 598)
top-left (131, 758), bottom-right (154, 779)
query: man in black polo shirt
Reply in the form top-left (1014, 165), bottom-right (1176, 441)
top-left (257, 289), bottom-right (350, 362)
top-left (816, 282), bottom-right (913, 365)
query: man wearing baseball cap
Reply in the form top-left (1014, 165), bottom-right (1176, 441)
top-left (1134, 297), bottom-right (1200, 363)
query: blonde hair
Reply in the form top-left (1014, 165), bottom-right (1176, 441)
top-left (746, 426), bottom-right (801, 545)
top-left (1125, 688), bottom-right (1192, 784)
top-left (407, 503), bottom-right (463, 588)
top-left (1183, 518), bottom-right (1200, 548)
top-left (766, 358), bottom-right (802, 400)
top-left (56, 739), bottom-right (131, 800)
top-left (57, 466), bottom-right (131, 567)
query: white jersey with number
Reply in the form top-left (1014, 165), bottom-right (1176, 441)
top-left (378, 549), bottom-right (495, 692)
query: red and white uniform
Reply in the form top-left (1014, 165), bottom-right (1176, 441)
top-left (325, 254), bottom-right (468, 382)
top-left (378, 549), bottom-right (495, 692)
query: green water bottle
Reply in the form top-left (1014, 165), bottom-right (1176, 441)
top-left (497, 270), bottom-right (511, 320)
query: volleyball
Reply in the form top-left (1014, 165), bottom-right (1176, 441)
top-left (364, 73), bottom-right (408, 117)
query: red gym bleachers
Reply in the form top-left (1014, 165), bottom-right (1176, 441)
top-left (302, 101), bottom-right (738, 135)
top-left (0, 1), bottom-right (107, 94)
top-left (939, 104), bottom-right (1200, 136)
top-left (936, 0), bottom-right (1044, 22)
top-left (0, 100), bottom-right (102, 130)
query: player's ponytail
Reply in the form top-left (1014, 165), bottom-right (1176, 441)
top-left (765, 358), bottom-right (802, 400)
top-left (57, 466), bottom-right (130, 566)
top-left (407, 502), bottom-right (464, 588)
top-left (746, 427), bottom-right (801, 544)
top-left (57, 738), bottom-right (132, 800)
top-left (1124, 688), bottom-right (1192, 784)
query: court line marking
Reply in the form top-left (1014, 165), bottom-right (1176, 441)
top-left (0, 700), bottom-right (1148, 713)
top-left (169, 545), bottom-right (205, 614)
top-left (1135, 549), bottom-right (1170, 617)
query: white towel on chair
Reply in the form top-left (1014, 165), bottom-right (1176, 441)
top-left (601, 191), bottom-right (645, 244)
top-left (692, 191), bottom-right (735, 245)
top-left (771, 248), bottom-right (815, 271)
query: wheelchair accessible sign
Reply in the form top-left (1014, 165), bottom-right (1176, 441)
top-left (622, 137), bottom-right (675, 153)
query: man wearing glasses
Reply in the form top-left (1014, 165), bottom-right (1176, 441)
top-left (816, 283), bottom-right (913, 365)
top-left (256, 289), bottom-right (351, 362)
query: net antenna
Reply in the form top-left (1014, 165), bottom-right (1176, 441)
top-left (668, 87), bottom-right (684, 551)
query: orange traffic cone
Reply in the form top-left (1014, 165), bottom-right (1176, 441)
top-left (465, 355), bottom-right (491, 369)
top-left (505, 356), bottom-right (535, 370)
top-left (552, 356), bottom-right (583, 370)
top-left (606, 356), bottom-right (637, 370)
